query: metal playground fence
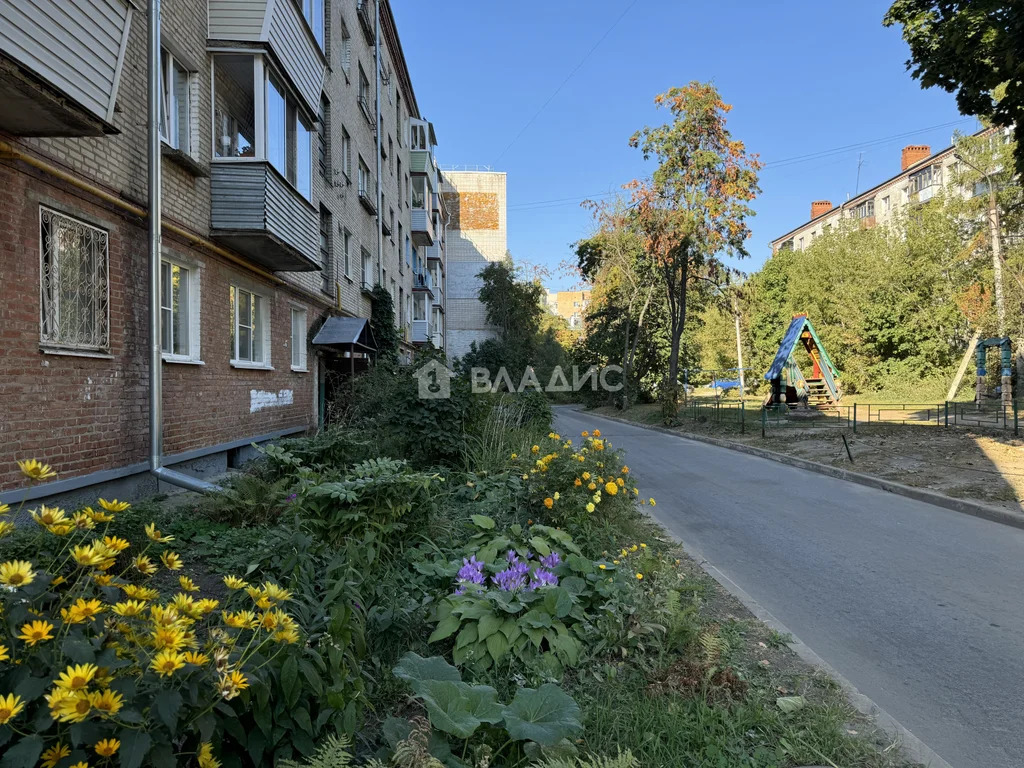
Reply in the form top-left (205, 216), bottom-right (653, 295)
top-left (677, 398), bottom-right (1022, 437)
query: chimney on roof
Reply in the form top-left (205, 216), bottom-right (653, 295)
top-left (810, 200), bottom-right (832, 219)
top-left (901, 145), bottom-right (931, 171)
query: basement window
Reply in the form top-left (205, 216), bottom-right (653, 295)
top-left (230, 285), bottom-right (271, 368)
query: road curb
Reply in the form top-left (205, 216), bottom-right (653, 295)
top-left (587, 408), bottom-right (1024, 532)
top-left (670, 533), bottom-right (955, 768)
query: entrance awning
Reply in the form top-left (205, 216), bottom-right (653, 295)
top-left (311, 316), bottom-right (377, 354)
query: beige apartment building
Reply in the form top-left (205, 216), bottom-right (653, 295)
top-left (771, 128), bottom-right (1001, 254)
top-left (546, 290), bottom-right (591, 330)
top-left (0, 0), bottom-right (447, 503)
top-left (440, 169), bottom-right (508, 360)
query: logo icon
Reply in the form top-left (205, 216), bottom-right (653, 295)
top-left (413, 359), bottom-right (455, 400)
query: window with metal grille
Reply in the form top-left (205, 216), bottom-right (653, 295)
top-left (39, 207), bottom-right (110, 352)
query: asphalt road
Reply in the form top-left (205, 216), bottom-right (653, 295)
top-left (554, 407), bottom-right (1024, 768)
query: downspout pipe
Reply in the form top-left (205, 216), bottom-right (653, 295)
top-left (374, 0), bottom-right (383, 287)
top-left (147, 0), bottom-right (219, 494)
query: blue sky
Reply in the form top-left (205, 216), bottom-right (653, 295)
top-left (394, 0), bottom-right (980, 290)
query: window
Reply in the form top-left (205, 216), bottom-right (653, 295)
top-left (882, 196), bottom-right (891, 213)
top-left (343, 228), bottom-right (351, 276)
top-left (301, 0), bottom-right (325, 51)
top-left (160, 48), bottom-right (193, 154)
top-left (398, 286), bottom-right (404, 324)
top-left (405, 235), bottom-right (411, 266)
top-left (414, 293), bottom-right (426, 322)
top-left (358, 157), bottom-right (371, 196)
top-left (396, 158), bottom-right (402, 199)
top-left (389, 208), bottom-right (395, 240)
top-left (361, 247), bottom-right (373, 289)
top-left (340, 20), bottom-right (351, 76)
top-left (358, 65), bottom-right (372, 122)
top-left (230, 286), bottom-right (268, 366)
top-left (290, 308), bottom-right (308, 371)
top-left (388, 136), bottom-right (393, 173)
top-left (397, 222), bottom-right (403, 263)
top-left (853, 199), bottom-right (874, 219)
top-left (213, 54), bottom-right (313, 199)
top-left (320, 206), bottom-right (332, 293)
top-left (411, 176), bottom-right (426, 209)
top-left (160, 258), bottom-right (199, 360)
top-left (405, 174), bottom-right (410, 208)
top-left (797, 236), bottom-right (804, 249)
top-left (341, 126), bottom-right (351, 182)
top-left (318, 96), bottom-right (330, 180)
top-left (411, 121), bottom-right (428, 151)
top-left (39, 207), bottom-right (109, 352)
top-left (396, 93), bottom-right (402, 144)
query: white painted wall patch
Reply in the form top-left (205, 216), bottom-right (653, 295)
top-left (250, 389), bottom-right (294, 413)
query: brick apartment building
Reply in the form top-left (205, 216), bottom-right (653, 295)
top-left (545, 290), bottom-right (590, 331)
top-left (440, 170), bottom-right (507, 360)
top-left (0, 0), bottom-right (447, 504)
top-left (771, 127), bottom-right (1004, 253)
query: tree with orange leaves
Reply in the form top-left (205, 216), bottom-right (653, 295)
top-left (629, 82), bottom-right (762, 421)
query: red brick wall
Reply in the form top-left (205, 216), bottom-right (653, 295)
top-left (0, 162), bottom-right (322, 493)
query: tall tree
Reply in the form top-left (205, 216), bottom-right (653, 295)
top-left (883, 1), bottom-right (1024, 176)
top-left (577, 198), bottom-right (659, 408)
top-left (629, 82), bottom-right (762, 421)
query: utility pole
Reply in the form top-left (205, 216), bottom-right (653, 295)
top-left (732, 295), bottom-right (745, 396)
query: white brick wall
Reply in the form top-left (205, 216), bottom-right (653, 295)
top-left (440, 170), bottom-right (507, 360)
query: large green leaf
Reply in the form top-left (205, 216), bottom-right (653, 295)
top-left (152, 689), bottom-right (182, 736)
top-left (470, 514), bottom-right (495, 529)
top-left (415, 680), bottom-right (500, 739)
top-left (393, 652), bottom-right (461, 683)
top-left (502, 684), bottom-right (583, 747)
top-left (428, 615), bottom-right (461, 644)
top-left (476, 611), bottom-right (503, 642)
top-left (1, 735), bottom-right (43, 768)
top-left (118, 730), bottom-right (152, 768)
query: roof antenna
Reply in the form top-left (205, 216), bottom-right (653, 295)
top-left (855, 152), bottom-right (865, 194)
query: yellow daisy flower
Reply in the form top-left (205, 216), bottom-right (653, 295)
top-left (184, 651), bottom-right (210, 665)
top-left (635, 573), bottom-right (643, 580)
top-left (71, 544), bottom-right (105, 567)
top-left (41, 743), bottom-right (71, 768)
top-left (0, 520), bottom-right (14, 538)
top-left (144, 522), bottom-right (174, 543)
top-left (0, 693), bottom-right (24, 724)
top-left (71, 512), bottom-right (96, 530)
top-left (151, 650), bottom-right (186, 677)
top-left (112, 599), bottom-right (147, 617)
top-left (94, 738), bottom-right (120, 757)
top-left (261, 582), bottom-right (293, 603)
top-left (121, 584), bottom-right (160, 601)
top-left (223, 576), bottom-right (248, 590)
top-left (103, 535), bottom-right (131, 552)
top-left (98, 498), bottom-right (130, 513)
top-left (18, 459), bottom-right (57, 481)
top-left (0, 560), bottom-right (35, 588)
top-left (88, 689), bottom-right (124, 716)
top-left (49, 690), bottom-right (91, 723)
top-left (30, 505), bottom-right (68, 528)
top-left (18, 619), bottom-right (55, 645)
top-left (179, 575), bottom-right (200, 592)
top-left (160, 551), bottom-right (183, 570)
top-left (198, 742), bottom-right (221, 768)
top-left (133, 555), bottom-right (158, 575)
top-left (86, 506), bottom-right (114, 523)
top-left (55, 663), bottom-right (98, 691)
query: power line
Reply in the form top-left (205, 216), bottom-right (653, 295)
top-left (494, 0), bottom-right (641, 164)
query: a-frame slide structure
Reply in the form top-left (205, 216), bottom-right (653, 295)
top-left (764, 314), bottom-right (841, 407)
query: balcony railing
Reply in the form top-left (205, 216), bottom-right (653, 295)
top-left (411, 207), bottom-right (435, 246)
top-left (0, 0), bottom-right (133, 135)
top-left (358, 176), bottom-right (377, 214)
top-left (431, 331), bottom-right (443, 349)
top-left (356, 0), bottom-right (375, 44)
top-left (412, 319), bottom-right (433, 344)
top-left (358, 93), bottom-right (374, 125)
top-left (210, 162), bottom-right (320, 272)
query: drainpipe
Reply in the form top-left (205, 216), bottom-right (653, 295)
top-left (374, 0), bottom-right (383, 287)
top-left (147, 0), bottom-right (218, 494)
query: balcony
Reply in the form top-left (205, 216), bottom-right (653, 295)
top-left (358, 93), bottom-right (374, 126)
top-left (208, 1), bottom-right (324, 116)
top-left (0, 0), bottom-right (132, 136)
top-left (431, 331), bottom-right (444, 349)
top-left (432, 284), bottom-right (444, 309)
top-left (425, 242), bottom-right (443, 261)
top-left (356, 0), bottom-right (375, 44)
top-left (411, 319), bottom-right (433, 345)
top-left (358, 178), bottom-right (377, 214)
top-left (411, 208), bottom-right (435, 246)
top-left (210, 162), bottom-right (320, 272)
top-left (413, 270), bottom-right (435, 298)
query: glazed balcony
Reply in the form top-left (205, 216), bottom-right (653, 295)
top-left (0, 0), bottom-right (132, 136)
top-left (210, 162), bottom-right (320, 272)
